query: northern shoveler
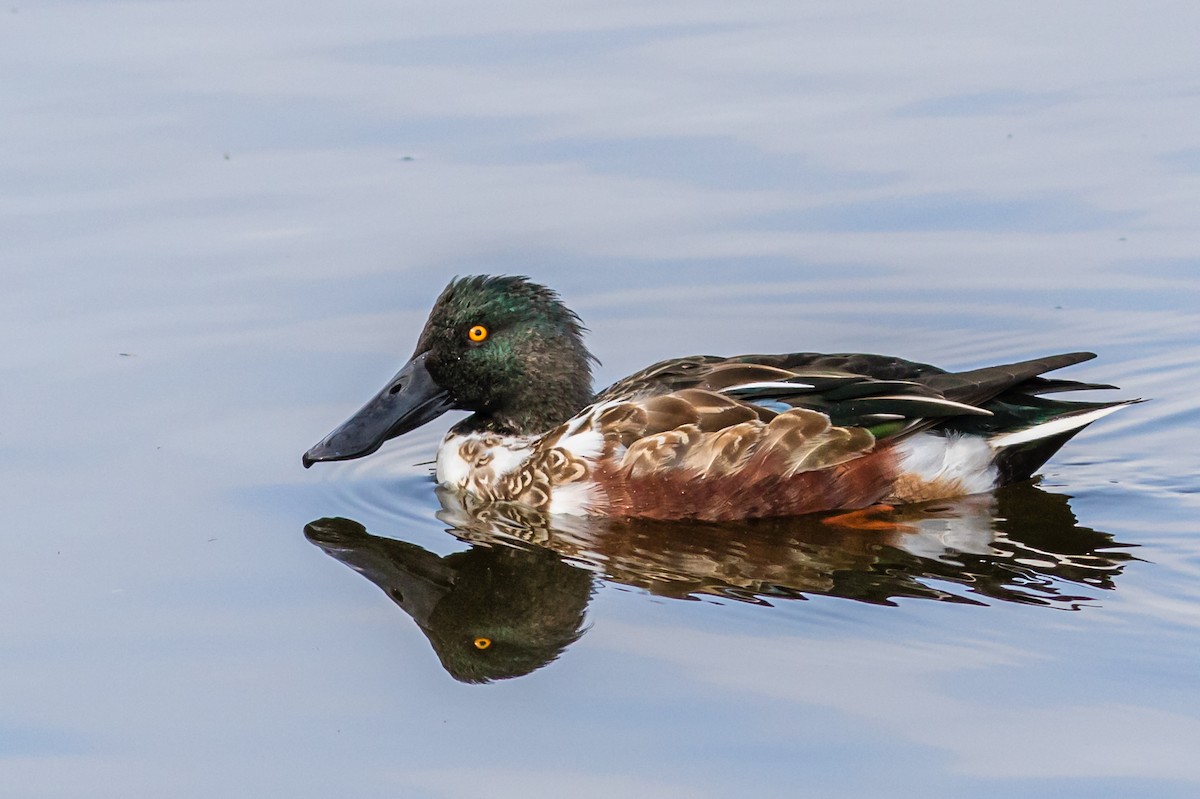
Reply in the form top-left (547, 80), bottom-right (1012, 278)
top-left (303, 275), bottom-right (1136, 521)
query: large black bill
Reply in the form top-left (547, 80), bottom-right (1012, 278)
top-left (302, 352), bottom-right (454, 467)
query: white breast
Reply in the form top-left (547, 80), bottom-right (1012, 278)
top-left (435, 432), bottom-right (535, 490)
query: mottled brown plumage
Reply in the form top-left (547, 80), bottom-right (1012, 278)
top-left (572, 397), bottom-right (887, 519)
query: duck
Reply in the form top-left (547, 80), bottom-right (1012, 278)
top-left (303, 275), bottom-right (1136, 521)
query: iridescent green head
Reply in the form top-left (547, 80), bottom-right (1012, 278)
top-left (416, 275), bottom-right (595, 428)
top-left (303, 275), bottom-right (595, 466)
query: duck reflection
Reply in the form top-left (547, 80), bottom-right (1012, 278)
top-left (305, 482), bottom-right (1134, 682)
top-left (304, 517), bottom-right (592, 684)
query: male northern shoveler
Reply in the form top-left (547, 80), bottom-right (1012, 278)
top-left (303, 275), bottom-right (1135, 521)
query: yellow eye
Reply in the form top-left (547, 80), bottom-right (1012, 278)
top-left (468, 325), bottom-right (488, 343)
top-left (473, 637), bottom-right (492, 650)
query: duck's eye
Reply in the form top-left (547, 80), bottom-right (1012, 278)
top-left (467, 325), bottom-right (488, 343)
top-left (473, 637), bottom-right (492, 650)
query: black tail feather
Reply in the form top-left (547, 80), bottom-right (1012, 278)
top-left (993, 429), bottom-right (1083, 484)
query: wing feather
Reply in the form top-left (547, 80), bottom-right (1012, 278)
top-left (591, 350), bottom-right (1111, 476)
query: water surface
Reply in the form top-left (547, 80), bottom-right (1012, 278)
top-left (3, 2), bottom-right (1200, 797)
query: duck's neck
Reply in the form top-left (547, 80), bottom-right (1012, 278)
top-left (453, 343), bottom-right (595, 431)
top-left (460, 374), bottom-right (595, 436)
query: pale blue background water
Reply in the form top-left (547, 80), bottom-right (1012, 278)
top-left (3, 2), bottom-right (1199, 797)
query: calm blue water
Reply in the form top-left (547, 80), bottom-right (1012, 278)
top-left (4, 3), bottom-right (1200, 797)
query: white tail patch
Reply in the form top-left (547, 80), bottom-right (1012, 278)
top-left (989, 404), bottom-right (1131, 449)
top-left (895, 432), bottom-right (998, 495)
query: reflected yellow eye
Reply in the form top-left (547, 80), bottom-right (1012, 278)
top-left (473, 637), bottom-right (492, 650)
top-left (468, 325), bottom-right (488, 343)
